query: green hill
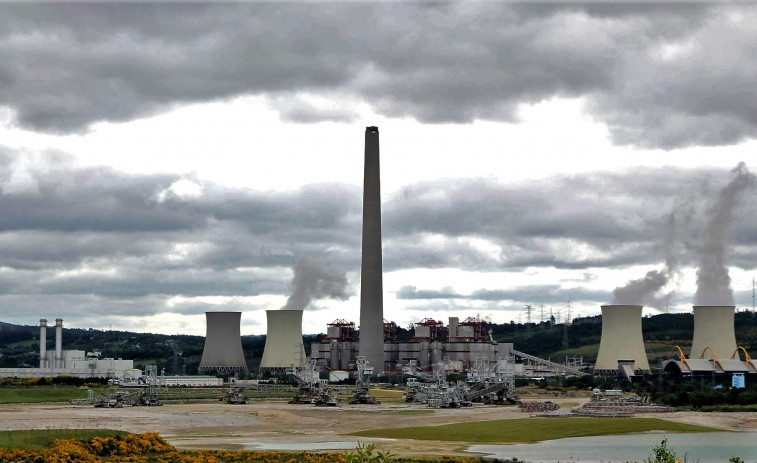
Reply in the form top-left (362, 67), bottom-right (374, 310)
top-left (3, 310), bottom-right (757, 374)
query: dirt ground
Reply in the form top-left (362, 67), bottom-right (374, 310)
top-left (1, 396), bottom-right (755, 458)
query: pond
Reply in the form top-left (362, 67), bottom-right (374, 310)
top-left (468, 431), bottom-right (757, 463)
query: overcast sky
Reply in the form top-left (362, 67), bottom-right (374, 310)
top-left (2, 2), bottom-right (757, 337)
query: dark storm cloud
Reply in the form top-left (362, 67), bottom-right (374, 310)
top-left (1, 4), bottom-right (755, 149)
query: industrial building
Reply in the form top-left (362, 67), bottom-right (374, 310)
top-left (259, 309), bottom-right (307, 371)
top-left (198, 312), bottom-right (248, 373)
top-left (157, 375), bottom-right (223, 387)
top-left (309, 315), bottom-right (581, 377)
top-left (663, 305), bottom-right (757, 377)
top-left (311, 316), bottom-right (508, 372)
top-left (282, 127), bottom-right (581, 378)
top-left (0, 318), bottom-right (138, 379)
top-left (585, 303), bottom-right (757, 379)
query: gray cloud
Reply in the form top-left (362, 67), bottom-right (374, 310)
top-left (1, 148), bottom-right (756, 329)
top-left (398, 284), bottom-right (610, 306)
top-left (1, 4), bottom-right (755, 148)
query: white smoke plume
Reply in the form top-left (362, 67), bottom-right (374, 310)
top-left (694, 162), bottom-right (756, 306)
top-left (612, 213), bottom-right (680, 308)
top-left (280, 256), bottom-right (349, 310)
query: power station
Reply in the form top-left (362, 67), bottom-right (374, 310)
top-left (664, 305), bottom-right (756, 376)
top-left (0, 318), bottom-right (138, 379)
top-left (258, 126), bottom-right (757, 382)
top-left (5, 126), bottom-right (755, 389)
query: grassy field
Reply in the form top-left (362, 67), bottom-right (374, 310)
top-left (350, 417), bottom-right (719, 443)
top-left (0, 386), bottom-right (91, 403)
top-left (7, 339), bottom-right (37, 348)
top-left (368, 388), bottom-right (405, 402)
top-left (0, 429), bottom-right (127, 449)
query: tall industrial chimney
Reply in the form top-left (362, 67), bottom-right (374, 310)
top-left (39, 319), bottom-right (47, 369)
top-left (690, 305), bottom-right (737, 360)
top-left (594, 305), bottom-right (650, 374)
top-left (359, 126), bottom-right (385, 373)
top-left (55, 318), bottom-right (63, 369)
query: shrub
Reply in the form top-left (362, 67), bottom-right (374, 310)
top-left (646, 437), bottom-right (678, 463)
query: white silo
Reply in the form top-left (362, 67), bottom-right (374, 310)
top-left (689, 305), bottom-right (737, 360)
top-left (198, 312), bottom-right (248, 373)
top-left (594, 305), bottom-right (650, 374)
top-left (259, 310), bottom-right (306, 370)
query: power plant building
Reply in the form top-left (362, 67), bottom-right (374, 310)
top-left (310, 316), bottom-right (510, 373)
top-left (0, 318), bottom-right (138, 379)
top-left (198, 311), bottom-right (248, 373)
top-left (594, 305), bottom-right (651, 375)
top-left (259, 309), bottom-right (307, 371)
top-left (664, 305), bottom-right (757, 376)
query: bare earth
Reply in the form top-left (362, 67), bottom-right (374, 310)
top-left (1, 396), bottom-right (754, 458)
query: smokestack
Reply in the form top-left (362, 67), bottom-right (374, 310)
top-left (55, 318), bottom-right (63, 369)
top-left (359, 126), bottom-right (385, 373)
top-left (39, 319), bottom-right (47, 369)
top-left (594, 305), bottom-right (650, 374)
top-left (689, 305), bottom-right (737, 360)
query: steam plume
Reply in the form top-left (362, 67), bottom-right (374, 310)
top-left (612, 213), bottom-right (680, 308)
top-left (694, 162), bottom-right (756, 305)
top-left (281, 256), bottom-right (349, 310)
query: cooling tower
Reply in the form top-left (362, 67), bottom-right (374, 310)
top-left (359, 126), bottom-right (385, 373)
top-left (198, 312), bottom-right (248, 373)
top-left (259, 310), bottom-right (307, 370)
top-left (689, 305), bottom-right (737, 360)
top-left (594, 305), bottom-right (650, 373)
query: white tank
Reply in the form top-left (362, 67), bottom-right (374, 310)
top-left (198, 312), bottom-right (247, 372)
top-left (259, 310), bottom-right (306, 369)
top-left (690, 305), bottom-right (737, 360)
top-left (594, 305), bottom-right (650, 373)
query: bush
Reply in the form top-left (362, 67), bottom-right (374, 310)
top-left (646, 437), bottom-right (678, 463)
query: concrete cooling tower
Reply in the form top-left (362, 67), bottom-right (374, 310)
top-left (259, 309), bottom-right (307, 371)
top-left (359, 126), bottom-right (385, 374)
top-left (198, 312), bottom-right (247, 373)
top-left (594, 305), bottom-right (650, 374)
top-left (689, 305), bottom-right (737, 360)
